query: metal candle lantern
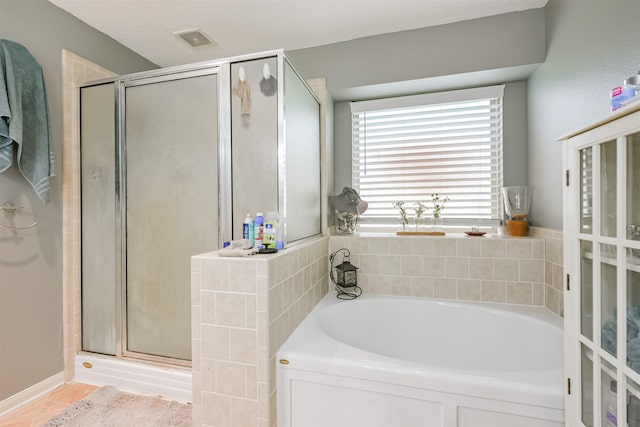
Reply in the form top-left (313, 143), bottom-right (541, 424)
top-left (335, 258), bottom-right (358, 288)
top-left (329, 248), bottom-right (362, 299)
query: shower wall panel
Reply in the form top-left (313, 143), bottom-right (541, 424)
top-left (80, 83), bottom-right (117, 355)
top-left (124, 73), bottom-right (219, 361)
top-left (231, 58), bottom-right (278, 240)
top-left (79, 51), bottom-right (321, 367)
top-left (283, 61), bottom-right (321, 241)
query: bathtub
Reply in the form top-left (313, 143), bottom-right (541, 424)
top-left (277, 293), bottom-right (564, 427)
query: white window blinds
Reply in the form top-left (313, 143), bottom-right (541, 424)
top-left (351, 85), bottom-right (504, 227)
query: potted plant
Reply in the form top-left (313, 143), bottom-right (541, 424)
top-left (392, 201), bottom-right (409, 231)
top-left (414, 201), bottom-right (427, 231)
top-left (430, 193), bottom-right (449, 231)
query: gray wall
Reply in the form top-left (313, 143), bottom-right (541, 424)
top-left (292, 2), bottom-right (640, 229)
top-left (288, 9), bottom-right (545, 100)
top-left (527, 0), bottom-right (640, 229)
top-left (0, 0), bottom-right (156, 400)
top-left (289, 10), bottom-right (542, 201)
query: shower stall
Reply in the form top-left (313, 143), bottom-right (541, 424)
top-left (77, 51), bottom-right (321, 395)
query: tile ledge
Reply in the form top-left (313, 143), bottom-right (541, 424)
top-left (330, 231), bottom-right (542, 240)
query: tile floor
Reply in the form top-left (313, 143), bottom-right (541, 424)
top-left (0, 383), bottom-right (97, 427)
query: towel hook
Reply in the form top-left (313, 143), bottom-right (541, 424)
top-left (0, 202), bottom-right (38, 231)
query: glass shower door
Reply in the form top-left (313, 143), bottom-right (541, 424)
top-left (81, 83), bottom-right (117, 355)
top-left (124, 72), bottom-right (219, 361)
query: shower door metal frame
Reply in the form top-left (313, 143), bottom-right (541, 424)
top-left (115, 66), bottom-right (225, 366)
top-left (79, 48), bottom-right (322, 367)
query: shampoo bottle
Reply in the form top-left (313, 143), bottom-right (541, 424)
top-left (264, 211), bottom-right (279, 249)
top-left (254, 212), bottom-right (264, 249)
top-left (243, 213), bottom-right (253, 242)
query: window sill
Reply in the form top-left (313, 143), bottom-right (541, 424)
top-left (329, 226), bottom-right (542, 240)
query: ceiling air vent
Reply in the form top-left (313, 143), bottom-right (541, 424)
top-left (173, 29), bottom-right (215, 48)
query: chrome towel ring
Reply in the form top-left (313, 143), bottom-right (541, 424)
top-left (0, 202), bottom-right (38, 230)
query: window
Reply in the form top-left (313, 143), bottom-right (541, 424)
top-left (351, 85), bottom-right (504, 229)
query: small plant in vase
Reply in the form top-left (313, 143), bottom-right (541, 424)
top-left (413, 201), bottom-right (427, 231)
top-left (392, 201), bottom-right (409, 231)
top-left (430, 193), bottom-right (449, 231)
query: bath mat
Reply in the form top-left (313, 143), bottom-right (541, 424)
top-left (41, 385), bottom-right (191, 427)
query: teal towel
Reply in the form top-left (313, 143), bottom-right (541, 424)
top-left (0, 39), bottom-right (54, 204)
top-left (602, 320), bottom-right (617, 355)
top-left (602, 306), bottom-right (640, 372)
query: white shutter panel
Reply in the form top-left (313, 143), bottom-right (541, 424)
top-left (351, 85), bottom-right (504, 227)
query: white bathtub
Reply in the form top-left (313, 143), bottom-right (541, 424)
top-left (277, 293), bottom-right (564, 427)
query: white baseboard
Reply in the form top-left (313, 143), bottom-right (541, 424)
top-left (0, 372), bottom-right (65, 417)
top-left (74, 354), bottom-right (192, 402)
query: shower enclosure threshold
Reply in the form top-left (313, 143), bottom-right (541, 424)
top-left (74, 353), bottom-right (192, 402)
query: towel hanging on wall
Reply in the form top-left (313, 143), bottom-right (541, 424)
top-left (0, 39), bottom-right (54, 204)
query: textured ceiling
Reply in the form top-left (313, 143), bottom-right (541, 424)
top-left (48, 0), bottom-right (548, 67)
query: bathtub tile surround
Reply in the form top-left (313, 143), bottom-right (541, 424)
top-left (191, 237), bottom-right (328, 427)
top-left (329, 229), bottom-right (564, 316)
top-left (192, 230), bottom-right (562, 426)
top-left (530, 227), bottom-right (564, 316)
top-left (330, 234), bottom-right (545, 305)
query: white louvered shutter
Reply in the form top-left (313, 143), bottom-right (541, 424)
top-left (351, 85), bottom-right (504, 228)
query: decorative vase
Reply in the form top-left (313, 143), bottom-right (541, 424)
top-left (431, 216), bottom-right (442, 232)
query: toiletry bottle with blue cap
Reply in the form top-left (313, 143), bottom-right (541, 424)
top-left (276, 214), bottom-right (285, 250)
top-left (264, 211), bottom-right (279, 249)
top-left (243, 213), bottom-right (254, 245)
top-left (254, 213), bottom-right (264, 249)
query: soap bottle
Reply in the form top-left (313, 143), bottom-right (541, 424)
top-left (222, 227), bottom-right (231, 248)
top-left (254, 212), bottom-right (264, 249)
top-left (243, 213), bottom-right (253, 243)
top-left (264, 211), bottom-right (279, 249)
top-left (276, 214), bottom-right (285, 250)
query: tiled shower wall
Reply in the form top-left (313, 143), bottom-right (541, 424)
top-left (191, 237), bottom-right (328, 427)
